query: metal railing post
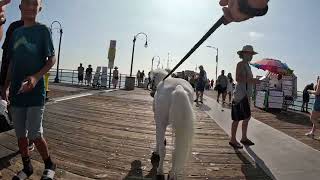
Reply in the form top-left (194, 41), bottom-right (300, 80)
top-left (71, 70), bottom-right (74, 84)
top-left (119, 74), bottom-right (122, 89)
top-left (60, 69), bottom-right (63, 82)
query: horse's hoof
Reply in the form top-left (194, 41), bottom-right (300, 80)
top-left (151, 152), bottom-right (160, 162)
top-left (156, 174), bottom-right (165, 180)
top-left (150, 91), bottom-right (156, 97)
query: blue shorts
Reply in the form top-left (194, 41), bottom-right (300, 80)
top-left (10, 106), bottom-right (45, 140)
top-left (313, 99), bottom-right (320, 112)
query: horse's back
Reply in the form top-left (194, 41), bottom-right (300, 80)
top-left (154, 78), bottom-right (193, 115)
top-left (157, 78), bottom-right (193, 96)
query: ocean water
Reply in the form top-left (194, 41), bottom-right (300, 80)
top-left (290, 92), bottom-right (315, 111)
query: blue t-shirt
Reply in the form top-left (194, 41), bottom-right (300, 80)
top-left (9, 23), bottom-right (55, 107)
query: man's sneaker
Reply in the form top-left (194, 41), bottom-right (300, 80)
top-left (13, 157), bottom-right (33, 180)
top-left (41, 157), bottom-right (56, 180)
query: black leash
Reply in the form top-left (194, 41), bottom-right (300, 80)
top-left (163, 16), bottom-right (225, 80)
top-left (163, 1), bottom-right (269, 81)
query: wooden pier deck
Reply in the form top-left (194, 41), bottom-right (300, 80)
top-left (0, 88), bottom-right (270, 179)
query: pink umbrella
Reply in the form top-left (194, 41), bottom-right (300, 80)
top-left (251, 58), bottom-right (293, 75)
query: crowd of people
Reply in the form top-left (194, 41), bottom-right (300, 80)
top-left (76, 63), bottom-right (119, 88)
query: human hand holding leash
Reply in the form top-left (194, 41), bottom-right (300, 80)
top-left (163, 0), bottom-right (270, 80)
top-left (220, 0), bottom-right (269, 25)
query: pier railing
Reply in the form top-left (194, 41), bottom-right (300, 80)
top-left (48, 68), bottom-right (143, 89)
top-left (49, 69), bottom-right (314, 112)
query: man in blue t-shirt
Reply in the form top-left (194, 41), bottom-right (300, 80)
top-left (1, 0), bottom-right (57, 179)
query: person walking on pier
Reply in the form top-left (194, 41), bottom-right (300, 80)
top-left (305, 76), bottom-right (320, 138)
top-left (112, 66), bottom-right (119, 89)
top-left (216, 70), bottom-right (228, 104)
top-left (85, 64), bottom-right (93, 86)
top-left (2, 0), bottom-right (57, 179)
top-left (230, 45), bottom-right (260, 149)
top-left (227, 73), bottom-right (234, 104)
top-left (194, 65), bottom-right (207, 104)
top-left (136, 70), bottom-right (141, 86)
top-left (77, 63), bottom-right (84, 85)
top-left (302, 83), bottom-right (314, 113)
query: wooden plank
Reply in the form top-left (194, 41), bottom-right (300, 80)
top-left (0, 89), bottom-right (271, 179)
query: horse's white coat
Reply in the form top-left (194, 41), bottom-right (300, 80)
top-left (151, 69), bottom-right (195, 179)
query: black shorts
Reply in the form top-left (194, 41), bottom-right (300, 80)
top-left (231, 97), bottom-right (251, 121)
top-left (218, 87), bottom-right (227, 94)
top-left (303, 93), bottom-right (310, 103)
top-left (78, 74), bottom-right (84, 81)
top-left (196, 81), bottom-right (205, 92)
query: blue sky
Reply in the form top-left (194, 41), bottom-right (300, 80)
top-left (2, 0), bottom-right (320, 90)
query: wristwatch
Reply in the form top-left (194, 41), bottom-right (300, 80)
top-left (0, 17), bottom-right (6, 26)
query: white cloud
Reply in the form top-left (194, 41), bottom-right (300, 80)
top-left (249, 32), bottom-right (265, 41)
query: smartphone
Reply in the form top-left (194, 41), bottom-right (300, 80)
top-left (17, 80), bottom-right (29, 94)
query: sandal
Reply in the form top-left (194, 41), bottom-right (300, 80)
top-left (40, 164), bottom-right (56, 180)
top-left (229, 142), bottom-right (243, 149)
top-left (240, 139), bottom-right (255, 146)
top-left (12, 170), bottom-right (32, 180)
top-left (305, 132), bottom-right (315, 139)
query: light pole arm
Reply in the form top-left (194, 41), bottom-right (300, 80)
top-left (135, 32), bottom-right (148, 47)
top-left (51, 20), bottom-right (63, 83)
top-left (129, 32), bottom-right (148, 77)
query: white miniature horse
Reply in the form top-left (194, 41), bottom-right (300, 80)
top-left (150, 69), bottom-right (195, 180)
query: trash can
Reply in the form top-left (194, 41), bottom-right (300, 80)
top-left (125, 76), bottom-right (135, 90)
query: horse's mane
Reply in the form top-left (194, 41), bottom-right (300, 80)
top-left (150, 69), bottom-right (169, 79)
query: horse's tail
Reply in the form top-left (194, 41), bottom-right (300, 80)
top-left (169, 85), bottom-right (194, 176)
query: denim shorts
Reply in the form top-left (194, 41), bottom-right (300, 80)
top-left (313, 97), bottom-right (320, 112)
top-left (10, 106), bottom-right (45, 140)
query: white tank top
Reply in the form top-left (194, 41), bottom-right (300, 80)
top-left (233, 62), bottom-right (253, 103)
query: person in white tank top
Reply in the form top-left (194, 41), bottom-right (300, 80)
top-left (229, 45), bottom-right (260, 149)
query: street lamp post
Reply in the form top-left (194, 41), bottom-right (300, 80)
top-left (125, 32), bottom-right (148, 90)
top-left (206, 46), bottom-right (219, 80)
top-left (129, 32), bottom-right (148, 77)
top-left (50, 21), bottom-right (63, 83)
top-left (152, 56), bottom-right (160, 71)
